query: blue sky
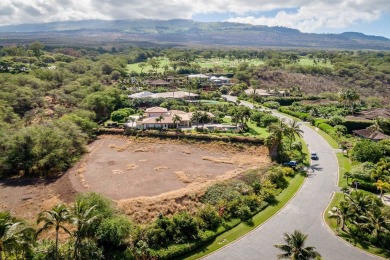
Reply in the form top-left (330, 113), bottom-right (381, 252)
top-left (0, 0), bottom-right (389, 38)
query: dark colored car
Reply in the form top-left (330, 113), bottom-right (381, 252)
top-left (311, 152), bottom-right (319, 160)
top-left (283, 161), bottom-right (298, 167)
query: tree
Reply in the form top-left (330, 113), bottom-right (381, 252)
top-left (29, 41), bottom-right (44, 58)
top-left (358, 207), bottom-right (390, 239)
top-left (265, 119), bottom-right (288, 159)
top-left (374, 180), bottom-right (390, 198)
top-left (339, 88), bottom-right (360, 114)
top-left (328, 201), bottom-right (350, 231)
top-left (286, 120), bottom-right (303, 148)
top-left (71, 200), bottom-right (98, 260)
top-left (274, 230), bottom-right (321, 260)
top-left (155, 114), bottom-right (165, 129)
top-left (172, 114), bottom-right (182, 130)
top-left (0, 212), bottom-right (33, 260)
top-left (191, 111), bottom-right (202, 129)
top-left (138, 62), bottom-right (147, 74)
top-left (36, 204), bottom-right (71, 260)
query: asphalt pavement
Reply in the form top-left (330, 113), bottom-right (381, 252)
top-left (203, 96), bottom-right (381, 260)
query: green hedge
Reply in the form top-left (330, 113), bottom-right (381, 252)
top-left (278, 107), bottom-right (310, 120)
top-left (97, 128), bottom-right (264, 144)
top-left (264, 96), bottom-right (321, 106)
top-left (342, 120), bottom-right (373, 132)
top-left (352, 179), bottom-right (377, 193)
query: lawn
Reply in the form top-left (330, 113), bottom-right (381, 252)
top-left (183, 172), bottom-right (306, 260)
top-left (308, 125), bottom-right (339, 149)
top-left (336, 153), bottom-right (352, 187)
top-left (297, 57), bottom-right (333, 68)
top-left (217, 118), bottom-right (270, 138)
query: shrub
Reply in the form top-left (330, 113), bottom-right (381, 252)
top-left (197, 205), bottom-right (221, 231)
top-left (263, 101), bottom-right (280, 109)
top-left (172, 212), bottom-right (200, 243)
top-left (328, 116), bottom-right (345, 126)
top-left (278, 107), bottom-right (310, 120)
top-left (352, 139), bottom-right (383, 163)
top-left (97, 216), bottom-right (133, 248)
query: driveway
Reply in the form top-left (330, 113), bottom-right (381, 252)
top-left (204, 96), bottom-right (380, 259)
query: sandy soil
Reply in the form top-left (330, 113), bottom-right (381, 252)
top-left (0, 135), bottom-right (271, 223)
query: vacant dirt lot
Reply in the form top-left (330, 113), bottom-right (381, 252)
top-left (0, 135), bottom-right (270, 223)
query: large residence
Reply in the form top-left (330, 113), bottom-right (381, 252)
top-left (136, 107), bottom-right (214, 129)
top-left (352, 128), bottom-right (390, 142)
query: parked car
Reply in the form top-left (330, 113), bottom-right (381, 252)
top-left (311, 152), bottom-right (319, 160)
top-left (283, 161), bottom-right (297, 167)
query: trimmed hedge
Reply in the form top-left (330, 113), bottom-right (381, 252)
top-left (342, 120), bottom-right (373, 132)
top-left (352, 179), bottom-right (378, 193)
top-left (264, 96), bottom-right (321, 106)
top-left (278, 107), bottom-right (310, 120)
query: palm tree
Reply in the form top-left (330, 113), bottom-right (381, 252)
top-left (71, 201), bottom-right (98, 260)
top-left (155, 114), bottom-right (165, 129)
top-left (343, 172), bottom-right (352, 185)
top-left (374, 180), bottom-right (390, 198)
top-left (274, 230), bottom-right (321, 260)
top-left (358, 207), bottom-right (390, 239)
top-left (172, 114), bottom-right (182, 130)
top-left (192, 111), bottom-right (202, 129)
top-left (287, 120), bottom-right (303, 148)
top-left (200, 112), bottom-right (211, 129)
top-left (0, 212), bottom-right (34, 260)
top-left (328, 201), bottom-right (351, 231)
top-left (367, 119), bottom-right (384, 138)
top-left (266, 119), bottom-right (288, 159)
top-left (36, 204), bottom-right (71, 260)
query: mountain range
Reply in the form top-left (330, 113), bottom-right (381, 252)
top-left (0, 19), bottom-right (389, 50)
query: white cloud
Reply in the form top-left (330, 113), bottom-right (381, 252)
top-left (227, 1), bottom-right (386, 32)
top-left (0, 0), bottom-right (389, 34)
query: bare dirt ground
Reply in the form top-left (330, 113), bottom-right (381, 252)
top-left (0, 135), bottom-right (270, 223)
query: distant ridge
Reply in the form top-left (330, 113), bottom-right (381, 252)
top-left (0, 19), bottom-right (389, 49)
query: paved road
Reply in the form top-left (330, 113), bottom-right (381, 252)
top-left (204, 96), bottom-right (380, 260)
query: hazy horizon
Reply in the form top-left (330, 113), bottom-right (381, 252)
top-left (0, 0), bottom-right (389, 38)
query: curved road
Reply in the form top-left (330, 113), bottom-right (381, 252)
top-left (205, 96), bottom-right (380, 260)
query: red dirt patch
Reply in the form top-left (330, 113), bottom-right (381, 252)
top-left (0, 135), bottom-right (270, 223)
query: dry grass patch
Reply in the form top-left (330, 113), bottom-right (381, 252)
top-left (126, 164), bottom-right (138, 170)
top-left (175, 171), bottom-right (193, 183)
top-left (154, 166), bottom-right (169, 171)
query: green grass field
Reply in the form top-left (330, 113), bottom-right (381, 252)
top-left (297, 57), bottom-right (333, 68)
top-left (336, 153), bottom-right (352, 187)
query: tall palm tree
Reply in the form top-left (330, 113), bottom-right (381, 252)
top-left (192, 111), bottom-right (202, 129)
top-left (266, 119), bottom-right (288, 159)
top-left (0, 212), bottom-right (33, 260)
top-left (172, 114), bottom-right (182, 130)
top-left (328, 201), bottom-right (351, 231)
top-left (287, 120), bottom-right (303, 148)
top-left (155, 114), bottom-right (165, 129)
top-left (71, 201), bottom-right (98, 260)
top-left (36, 204), bottom-right (71, 260)
top-left (274, 230), bottom-right (321, 260)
